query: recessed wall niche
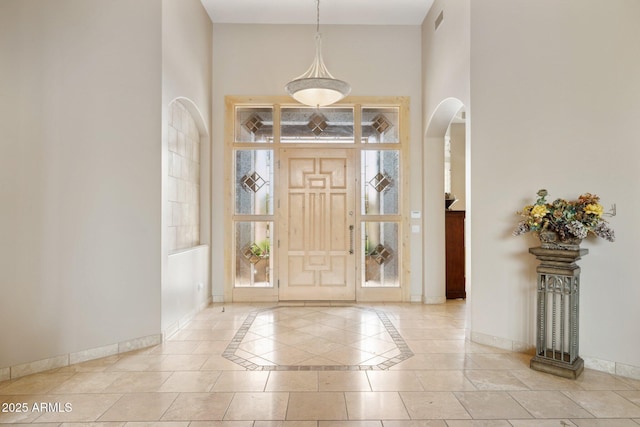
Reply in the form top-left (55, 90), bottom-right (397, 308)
top-left (167, 101), bottom-right (201, 252)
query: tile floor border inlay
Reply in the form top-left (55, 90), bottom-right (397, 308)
top-left (223, 305), bottom-right (414, 371)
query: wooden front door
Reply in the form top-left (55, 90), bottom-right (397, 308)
top-left (279, 148), bottom-right (356, 300)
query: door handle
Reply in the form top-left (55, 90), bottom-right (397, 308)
top-left (349, 225), bottom-right (354, 255)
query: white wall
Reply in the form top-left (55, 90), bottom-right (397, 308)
top-left (421, 0), bottom-right (640, 377)
top-left (422, 1), bottom-right (471, 118)
top-left (469, 0), bottom-right (640, 375)
top-left (421, 0), bottom-right (471, 304)
top-left (164, 245), bottom-right (210, 336)
top-left (449, 123), bottom-right (466, 211)
top-left (212, 24), bottom-right (423, 300)
top-left (161, 0), bottom-right (213, 333)
top-left (0, 0), bottom-right (162, 370)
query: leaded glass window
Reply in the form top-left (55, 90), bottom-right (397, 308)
top-left (235, 107), bottom-right (273, 143)
top-left (361, 150), bottom-right (399, 215)
top-left (362, 222), bottom-right (399, 287)
top-left (362, 107), bottom-right (399, 143)
top-left (235, 150), bottom-right (274, 215)
top-left (281, 107), bottom-right (354, 143)
top-left (235, 221), bottom-right (273, 287)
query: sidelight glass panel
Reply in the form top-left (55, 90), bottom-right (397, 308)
top-left (235, 221), bottom-right (273, 287)
top-left (235, 150), bottom-right (274, 215)
top-left (235, 107), bottom-right (273, 143)
top-left (362, 222), bottom-right (399, 288)
top-left (361, 150), bottom-right (399, 215)
top-left (362, 107), bottom-right (399, 143)
top-left (281, 107), bottom-right (354, 143)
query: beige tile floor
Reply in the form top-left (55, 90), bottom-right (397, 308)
top-left (2, 300), bottom-right (640, 426)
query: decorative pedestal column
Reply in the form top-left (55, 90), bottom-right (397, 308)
top-left (529, 247), bottom-right (588, 379)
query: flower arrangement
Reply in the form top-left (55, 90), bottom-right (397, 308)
top-left (513, 189), bottom-right (615, 242)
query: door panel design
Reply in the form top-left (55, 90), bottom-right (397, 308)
top-left (280, 148), bottom-right (355, 300)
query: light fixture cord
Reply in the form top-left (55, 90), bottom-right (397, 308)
top-left (316, 0), bottom-right (320, 34)
top-left (315, 0), bottom-right (323, 110)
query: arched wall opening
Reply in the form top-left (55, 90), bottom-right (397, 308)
top-left (161, 97), bottom-right (212, 337)
top-left (422, 97), bottom-right (468, 306)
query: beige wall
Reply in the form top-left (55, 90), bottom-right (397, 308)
top-left (449, 123), bottom-right (466, 211)
top-left (161, 0), bottom-right (212, 252)
top-left (468, 0), bottom-right (640, 375)
top-left (421, 0), bottom-right (471, 304)
top-left (0, 0), bottom-right (162, 370)
top-left (422, 0), bottom-right (471, 116)
top-left (211, 24), bottom-right (424, 300)
top-left (161, 0), bottom-right (213, 333)
top-left (422, 0), bottom-right (640, 377)
top-left (3, 0), bottom-right (637, 381)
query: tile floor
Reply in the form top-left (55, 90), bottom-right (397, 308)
top-left (1, 300), bottom-right (640, 426)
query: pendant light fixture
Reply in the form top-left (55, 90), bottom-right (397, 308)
top-left (285, 0), bottom-right (351, 107)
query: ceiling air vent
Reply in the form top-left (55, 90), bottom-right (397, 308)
top-left (435, 10), bottom-right (444, 30)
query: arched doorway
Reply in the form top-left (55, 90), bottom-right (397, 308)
top-left (422, 98), bottom-right (468, 304)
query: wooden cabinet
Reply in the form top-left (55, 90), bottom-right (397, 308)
top-left (445, 210), bottom-right (466, 299)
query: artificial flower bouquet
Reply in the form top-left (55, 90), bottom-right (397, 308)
top-left (513, 189), bottom-right (615, 242)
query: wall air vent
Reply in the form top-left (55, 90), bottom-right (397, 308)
top-left (435, 10), bottom-right (444, 30)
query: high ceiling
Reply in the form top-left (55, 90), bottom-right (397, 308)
top-left (200, 0), bottom-right (435, 26)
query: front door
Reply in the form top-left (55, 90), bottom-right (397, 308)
top-left (279, 148), bottom-right (356, 300)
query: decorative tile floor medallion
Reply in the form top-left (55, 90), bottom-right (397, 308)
top-left (223, 306), bottom-right (414, 371)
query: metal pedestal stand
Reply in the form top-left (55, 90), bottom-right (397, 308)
top-left (529, 247), bottom-right (588, 379)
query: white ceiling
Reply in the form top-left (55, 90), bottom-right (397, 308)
top-left (200, 0), bottom-right (435, 26)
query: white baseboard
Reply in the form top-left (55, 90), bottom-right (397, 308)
top-left (118, 334), bottom-right (162, 353)
top-left (471, 331), bottom-right (534, 353)
top-left (4, 333), bottom-right (162, 380)
top-left (70, 343), bottom-right (119, 365)
top-left (0, 367), bottom-right (9, 382)
top-left (583, 356), bottom-right (640, 380)
top-left (616, 362), bottom-right (640, 380)
top-left (162, 296), bottom-right (214, 340)
top-left (10, 354), bottom-right (69, 379)
top-left (471, 331), bottom-right (515, 352)
top-left (423, 296), bottom-right (446, 304)
top-left (199, 296), bottom-right (213, 310)
top-left (470, 331), bottom-right (640, 381)
top-left (163, 321), bottom-right (181, 340)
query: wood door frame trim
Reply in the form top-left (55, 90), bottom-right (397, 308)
top-left (224, 97), bottom-right (410, 302)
